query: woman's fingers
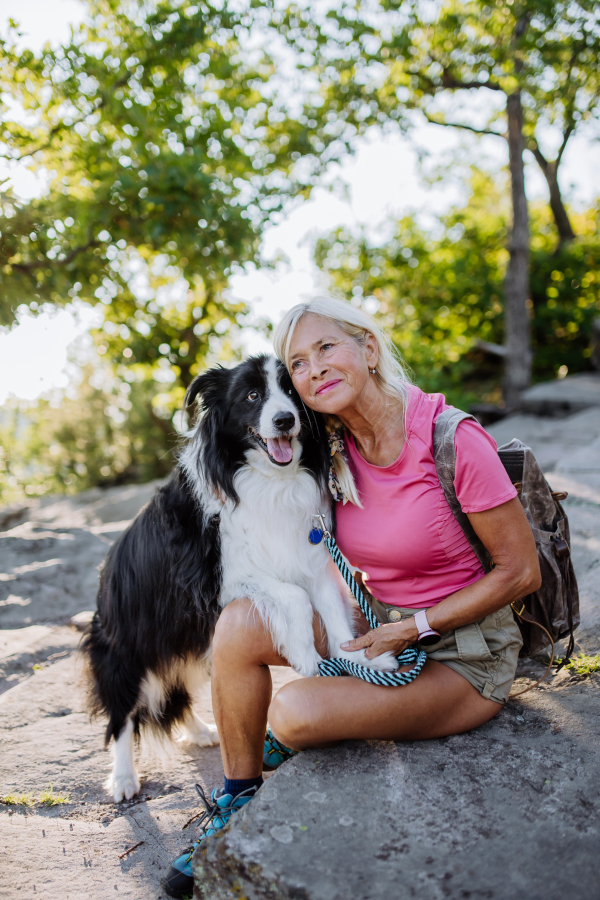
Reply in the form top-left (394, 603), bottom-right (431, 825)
top-left (340, 632), bottom-right (374, 651)
top-left (342, 623), bottom-right (413, 658)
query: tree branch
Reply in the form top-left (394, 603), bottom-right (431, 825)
top-left (422, 111), bottom-right (505, 138)
top-left (556, 124), bottom-right (574, 167)
top-left (528, 139), bottom-right (549, 175)
top-left (4, 72), bottom-right (131, 163)
top-left (10, 238), bottom-right (100, 272)
top-left (440, 70), bottom-right (503, 92)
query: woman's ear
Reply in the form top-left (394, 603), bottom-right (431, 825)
top-left (365, 332), bottom-right (379, 370)
top-left (185, 366), bottom-right (232, 411)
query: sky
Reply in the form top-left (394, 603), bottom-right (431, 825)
top-left (1, 0), bottom-right (599, 404)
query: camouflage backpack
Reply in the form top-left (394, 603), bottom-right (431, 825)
top-left (434, 408), bottom-right (579, 667)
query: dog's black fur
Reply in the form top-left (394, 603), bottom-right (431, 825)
top-left (81, 355), bottom-right (328, 748)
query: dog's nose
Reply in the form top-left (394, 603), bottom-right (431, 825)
top-left (272, 411), bottom-right (295, 432)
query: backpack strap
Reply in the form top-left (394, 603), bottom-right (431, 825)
top-left (433, 408), bottom-right (492, 572)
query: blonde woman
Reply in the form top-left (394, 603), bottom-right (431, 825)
top-left (164, 295), bottom-right (539, 898)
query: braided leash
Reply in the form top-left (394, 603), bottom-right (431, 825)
top-left (313, 515), bottom-right (427, 686)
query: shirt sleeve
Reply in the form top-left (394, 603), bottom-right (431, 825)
top-left (453, 419), bottom-right (518, 514)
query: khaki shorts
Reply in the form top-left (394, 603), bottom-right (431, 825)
top-left (365, 594), bottom-right (523, 705)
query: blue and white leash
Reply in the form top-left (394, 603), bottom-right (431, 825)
top-left (310, 514), bottom-right (427, 686)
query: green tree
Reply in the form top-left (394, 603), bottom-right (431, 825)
top-left (278, 0), bottom-right (600, 406)
top-left (0, 0), bottom-right (352, 500)
top-left (0, 0), bottom-right (344, 369)
top-left (315, 171), bottom-right (600, 405)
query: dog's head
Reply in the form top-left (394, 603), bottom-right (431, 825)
top-left (184, 355), bottom-right (328, 503)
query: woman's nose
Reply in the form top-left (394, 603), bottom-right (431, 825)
top-left (309, 357), bottom-right (328, 378)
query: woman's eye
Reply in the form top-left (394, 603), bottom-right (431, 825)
top-left (322, 343), bottom-right (334, 352)
top-left (247, 391), bottom-right (259, 401)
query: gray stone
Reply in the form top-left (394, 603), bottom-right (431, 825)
top-left (194, 685), bottom-right (600, 900)
top-left (486, 407), bottom-right (600, 472)
top-left (71, 610), bottom-right (96, 631)
top-left (0, 623), bottom-right (80, 694)
top-left (520, 372), bottom-right (600, 415)
top-left (0, 407), bottom-right (599, 900)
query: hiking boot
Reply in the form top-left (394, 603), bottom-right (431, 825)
top-left (263, 727), bottom-right (298, 771)
top-left (163, 784), bottom-right (258, 899)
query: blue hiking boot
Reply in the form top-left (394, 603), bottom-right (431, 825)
top-left (163, 784), bottom-right (258, 899)
top-left (263, 727), bottom-right (298, 771)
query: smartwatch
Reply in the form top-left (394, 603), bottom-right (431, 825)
top-left (413, 610), bottom-right (441, 646)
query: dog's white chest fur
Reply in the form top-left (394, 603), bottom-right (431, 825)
top-left (220, 459), bottom-right (330, 602)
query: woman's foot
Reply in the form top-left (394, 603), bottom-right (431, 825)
top-left (263, 727), bottom-right (298, 771)
top-left (163, 784), bottom-right (259, 899)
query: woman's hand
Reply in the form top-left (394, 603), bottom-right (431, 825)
top-left (341, 619), bottom-right (419, 660)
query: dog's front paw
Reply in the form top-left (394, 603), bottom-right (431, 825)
top-left (108, 771), bottom-right (140, 803)
top-left (176, 723), bottom-right (220, 749)
top-left (291, 652), bottom-right (323, 678)
top-left (337, 649), bottom-right (399, 673)
top-left (365, 650), bottom-right (399, 673)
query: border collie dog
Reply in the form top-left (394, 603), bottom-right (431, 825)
top-left (82, 355), bottom-right (396, 802)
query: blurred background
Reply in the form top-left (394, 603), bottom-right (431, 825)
top-left (1, 0), bottom-right (599, 506)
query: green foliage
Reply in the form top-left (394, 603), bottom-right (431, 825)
top-left (555, 652), bottom-right (600, 678)
top-left (315, 171), bottom-right (600, 406)
top-left (0, 364), bottom-right (181, 505)
top-left (0, 0), bottom-right (349, 503)
top-left (315, 171), bottom-right (507, 406)
top-left (0, 786), bottom-right (70, 807)
top-left (530, 208), bottom-right (600, 379)
top-left (0, 792), bottom-right (35, 806)
top-left (278, 0), bottom-right (600, 242)
top-left (1, 1), bottom-right (340, 327)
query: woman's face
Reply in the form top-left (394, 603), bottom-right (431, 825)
top-left (287, 314), bottom-right (378, 415)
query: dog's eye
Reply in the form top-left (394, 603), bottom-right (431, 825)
top-left (288, 389), bottom-right (293, 395)
top-left (247, 391), bottom-right (259, 401)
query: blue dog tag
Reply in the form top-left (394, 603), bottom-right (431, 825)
top-left (308, 527), bottom-right (323, 545)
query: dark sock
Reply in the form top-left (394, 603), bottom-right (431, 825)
top-left (223, 775), bottom-right (263, 798)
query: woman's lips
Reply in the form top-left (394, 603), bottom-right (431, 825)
top-left (316, 379), bottom-right (342, 396)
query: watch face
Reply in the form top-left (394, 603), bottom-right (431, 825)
top-left (419, 632), bottom-right (441, 647)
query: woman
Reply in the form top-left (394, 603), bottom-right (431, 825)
top-left (164, 296), bottom-right (540, 898)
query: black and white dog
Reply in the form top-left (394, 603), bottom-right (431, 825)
top-left (82, 355), bottom-right (395, 801)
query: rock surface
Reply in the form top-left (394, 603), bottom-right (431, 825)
top-left (192, 405), bottom-right (600, 900)
top-left (520, 372), bottom-right (600, 415)
top-left (194, 683), bottom-right (600, 900)
top-left (0, 402), bottom-right (599, 900)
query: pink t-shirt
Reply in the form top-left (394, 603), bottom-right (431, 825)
top-left (335, 386), bottom-right (517, 609)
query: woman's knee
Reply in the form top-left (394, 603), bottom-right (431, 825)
top-left (269, 683), bottom-right (314, 750)
top-left (213, 600), bottom-right (262, 661)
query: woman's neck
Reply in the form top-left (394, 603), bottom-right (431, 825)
top-left (337, 386), bottom-right (405, 467)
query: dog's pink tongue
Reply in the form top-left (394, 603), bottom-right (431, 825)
top-left (267, 437), bottom-right (293, 463)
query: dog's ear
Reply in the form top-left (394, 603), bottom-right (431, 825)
top-left (185, 366), bottom-right (232, 411)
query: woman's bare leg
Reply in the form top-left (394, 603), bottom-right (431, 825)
top-left (212, 598), bottom-right (501, 777)
top-left (269, 659), bottom-right (501, 749)
top-left (211, 599), bottom-right (327, 779)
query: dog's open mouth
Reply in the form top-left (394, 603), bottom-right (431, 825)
top-left (249, 429), bottom-right (294, 466)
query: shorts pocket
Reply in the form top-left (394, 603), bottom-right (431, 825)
top-left (455, 622), bottom-right (494, 662)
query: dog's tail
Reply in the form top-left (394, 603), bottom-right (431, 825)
top-left (80, 613), bottom-right (142, 746)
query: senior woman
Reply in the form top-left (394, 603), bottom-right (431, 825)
top-left (164, 295), bottom-right (540, 897)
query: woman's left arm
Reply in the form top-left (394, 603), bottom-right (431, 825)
top-left (341, 496), bottom-right (542, 660)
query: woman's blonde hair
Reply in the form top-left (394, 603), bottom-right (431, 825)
top-left (273, 294), bottom-right (411, 506)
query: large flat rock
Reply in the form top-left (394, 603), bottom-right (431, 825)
top-left (1, 406), bottom-right (599, 899)
top-left (0, 652), bottom-right (298, 898)
top-left (520, 373), bottom-right (600, 415)
top-left (192, 407), bottom-right (600, 900)
top-left (193, 681), bottom-right (600, 900)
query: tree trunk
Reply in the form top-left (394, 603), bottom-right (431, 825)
top-left (546, 163), bottom-right (575, 248)
top-left (531, 150), bottom-right (576, 249)
top-left (503, 89), bottom-right (531, 410)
